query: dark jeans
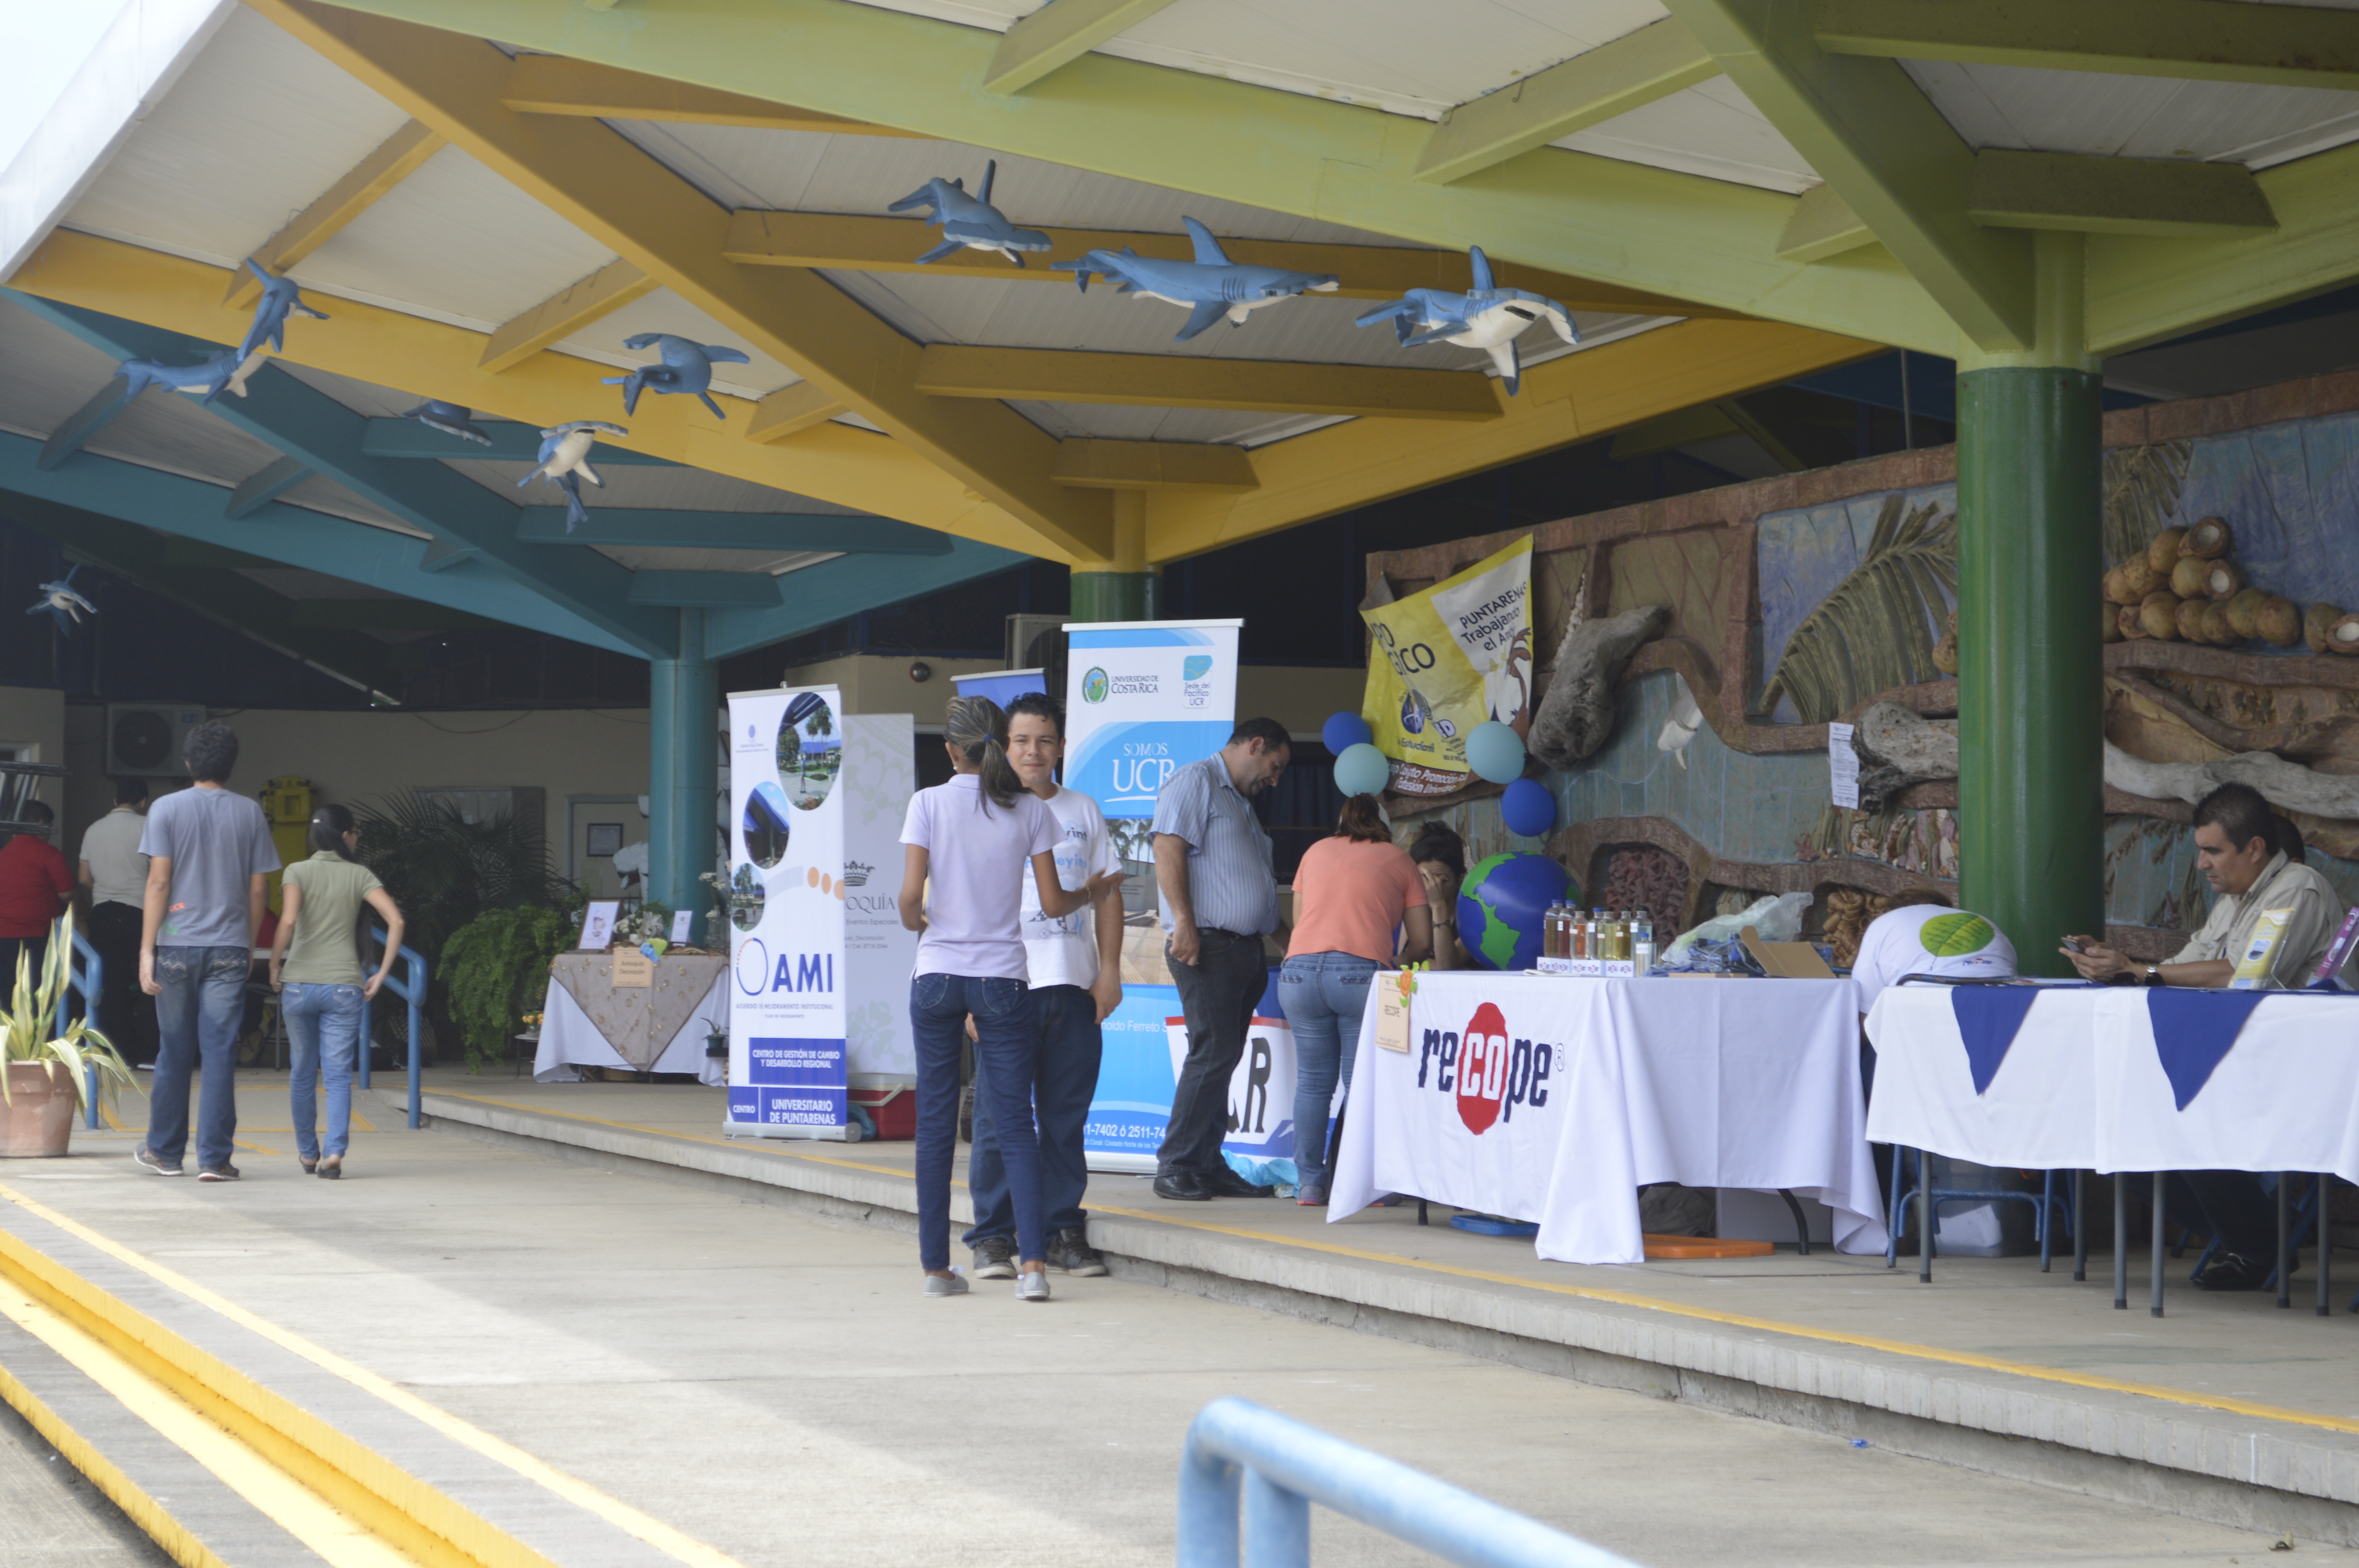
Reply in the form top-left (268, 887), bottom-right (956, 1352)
top-left (88, 902), bottom-right (154, 1063)
top-left (1278, 952), bottom-right (1379, 1190)
top-left (2170, 1169), bottom-right (2280, 1259)
top-left (148, 946), bottom-right (249, 1171)
top-left (1158, 927), bottom-right (1266, 1180)
top-left (965, 983), bottom-right (1103, 1244)
top-left (283, 982), bottom-right (363, 1161)
top-left (911, 973), bottom-right (1043, 1272)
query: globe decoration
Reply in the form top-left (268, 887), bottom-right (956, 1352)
top-left (1464, 720), bottom-right (1525, 784)
top-left (1457, 851), bottom-right (1572, 972)
top-left (1322, 710), bottom-right (1374, 755)
top-left (1499, 777), bottom-right (1556, 838)
top-left (1333, 742), bottom-right (1391, 798)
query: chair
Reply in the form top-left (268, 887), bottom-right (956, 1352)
top-left (1886, 1147), bottom-right (2074, 1280)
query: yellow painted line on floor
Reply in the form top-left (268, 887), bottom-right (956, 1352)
top-left (0, 1183), bottom-right (749, 1568)
top-left (0, 1283), bottom-right (411, 1568)
top-left (98, 1102), bottom-right (124, 1132)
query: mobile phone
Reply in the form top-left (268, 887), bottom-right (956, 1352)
top-left (2061, 936), bottom-right (2086, 954)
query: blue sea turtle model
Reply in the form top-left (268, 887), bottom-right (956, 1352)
top-left (1052, 216), bottom-right (1339, 341)
top-left (603, 334), bottom-right (751, 420)
top-left (398, 400), bottom-right (492, 446)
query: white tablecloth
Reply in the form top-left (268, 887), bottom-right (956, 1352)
top-left (534, 970), bottom-right (729, 1084)
top-left (1332, 973), bottom-right (1884, 1265)
top-left (1866, 985), bottom-right (2359, 1180)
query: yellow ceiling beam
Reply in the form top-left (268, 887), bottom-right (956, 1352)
top-left (8, 229), bottom-right (1059, 559)
top-left (477, 255), bottom-right (658, 373)
top-left (1050, 439), bottom-right (1257, 491)
top-left (983, 0), bottom-right (1184, 96)
top-left (914, 345), bottom-right (1504, 421)
top-left (1816, 0), bottom-right (2359, 93)
top-left (745, 381), bottom-right (849, 443)
top-left (1774, 184), bottom-right (1878, 264)
top-left (1414, 20), bottom-right (1722, 185)
top-left (1966, 149), bottom-right (2276, 238)
top-left (224, 118), bottom-right (445, 309)
top-left (1146, 317), bottom-right (1876, 561)
top-left (260, 0), bottom-right (1112, 563)
top-left (723, 210), bottom-right (1734, 318)
top-left (500, 52), bottom-right (925, 136)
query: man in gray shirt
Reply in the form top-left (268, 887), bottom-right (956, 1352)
top-left (135, 721), bottom-right (278, 1181)
top-left (1150, 717), bottom-right (1290, 1202)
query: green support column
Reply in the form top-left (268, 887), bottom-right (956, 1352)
top-left (1069, 489), bottom-right (1158, 621)
top-left (1956, 234), bottom-right (2105, 975)
top-left (648, 608), bottom-right (721, 946)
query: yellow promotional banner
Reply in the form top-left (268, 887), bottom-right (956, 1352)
top-left (1361, 537), bottom-right (1534, 797)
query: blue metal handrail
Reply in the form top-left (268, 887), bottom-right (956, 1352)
top-left (359, 925), bottom-right (429, 1129)
top-left (1177, 1399), bottom-right (1641, 1568)
top-left (53, 924), bottom-right (104, 1131)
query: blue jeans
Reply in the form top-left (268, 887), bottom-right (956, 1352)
top-left (148, 946), bottom-right (250, 1171)
top-left (911, 974), bottom-right (1043, 1272)
top-left (282, 982), bottom-right (363, 1161)
top-left (965, 984), bottom-right (1102, 1245)
top-left (1278, 952), bottom-right (1381, 1190)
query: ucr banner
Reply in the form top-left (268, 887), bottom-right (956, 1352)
top-left (1063, 619), bottom-right (1241, 835)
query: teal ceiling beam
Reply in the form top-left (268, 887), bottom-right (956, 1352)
top-left (4, 289), bottom-right (676, 657)
top-left (0, 429), bottom-right (640, 654)
top-left (705, 536), bottom-right (1027, 659)
top-left (38, 374), bottom-right (137, 470)
top-left (358, 417), bottom-right (681, 466)
top-left (225, 455), bottom-right (314, 519)
top-left (516, 506), bottom-right (950, 554)
top-left (626, 570), bottom-right (782, 608)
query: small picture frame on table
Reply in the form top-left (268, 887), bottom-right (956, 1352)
top-left (579, 899), bottom-right (620, 951)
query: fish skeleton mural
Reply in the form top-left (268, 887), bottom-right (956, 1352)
top-left (1052, 216), bottom-right (1340, 341)
top-left (888, 159), bottom-right (1052, 267)
top-left (518, 420), bottom-right (627, 533)
top-left (1353, 245), bottom-right (1577, 396)
top-left (603, 334), bottom-right (751, 420)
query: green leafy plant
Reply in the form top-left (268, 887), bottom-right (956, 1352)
top-left (442, 907), bottom-right (574, 1073)
top-left (2, 912), bottom-right (132, 1112)
top-left (1759, 493), bottom-right (1957, 724)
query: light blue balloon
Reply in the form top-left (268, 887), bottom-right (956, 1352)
top-left (1465, 720), bottom-right (1526, 785)
top-left (1333, 742), bottom-right (1391, 798)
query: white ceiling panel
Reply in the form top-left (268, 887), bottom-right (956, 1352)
top-left (1003, 399), bottom-right (1352, 445)
top-left (1906, 60), bottom-right (2359, 169)
top-left (1556, 77), bottom-right (1818, 193)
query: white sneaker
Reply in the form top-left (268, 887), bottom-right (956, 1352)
top-left (923, 1269), bottom-right (969, 1298)
top-left (1015, 1269), bottom-right (1050, 1303)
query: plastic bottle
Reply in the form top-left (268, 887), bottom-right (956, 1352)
top-left (1544, 902), bottom-right (1564, 961)
top-left (1570, 906), bottom-right (1587, 961)
top-left (1633, 909), bottom-right (1656, 975)
top-left (1608, 910), bottom-right (1630, 962)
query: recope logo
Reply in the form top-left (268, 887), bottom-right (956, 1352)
top-left (1416, 1002), bottom-right (1552, 1136)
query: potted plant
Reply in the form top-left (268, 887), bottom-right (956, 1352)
top-left (441, 907), bottom-right (574, 1074)
top-left (3, 913), bottom-right (133, 1158)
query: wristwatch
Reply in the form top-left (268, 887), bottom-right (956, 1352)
top-left (2143, 964), bottom-right (2163, 987)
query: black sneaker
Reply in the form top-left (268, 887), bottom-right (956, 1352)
top-left (1045, 1228), bottom-right (1108, 1276)
top-left (970, 1236), bottom-right (1016, 1279)
top-left (195, 1163), bottom-right (241, 1183)
top-left (2192, 1250), bottom-right (2268, 1291)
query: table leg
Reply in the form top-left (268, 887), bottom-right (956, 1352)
top-left (1417, 1199), bottom-right (1428, 1228)
top-left (2073, 1171), bottom-right (2087, 1284)
top-left (1919, 1153), bottom-right (1932, 1283)
top-left (2278, 1174), bottom-right (2292, 1311)
top-left (2151, 1171), bottom-right (2166, 1319)
top-left (2319, 1174), bottom-right (2332, 1318)
top-left (2039, 1171), bottom-right (2053, 1274)
top-left (1778, 1189), bottom-right (1812, 1257)
top-left (2113, 1174), bottom-right (2128, 1310)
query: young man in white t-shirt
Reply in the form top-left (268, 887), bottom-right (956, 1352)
top-left (964, 692), bottom-right (1125, 1280)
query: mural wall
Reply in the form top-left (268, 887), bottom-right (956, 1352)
top-left (1368, 372), bottom-right (2359, 959)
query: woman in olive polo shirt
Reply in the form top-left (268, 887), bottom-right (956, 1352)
top-left (268, 805), bottom-right (405, 1178)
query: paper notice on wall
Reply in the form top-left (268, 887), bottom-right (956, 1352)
top-left (1828, 722), bottom-right (1860, 810)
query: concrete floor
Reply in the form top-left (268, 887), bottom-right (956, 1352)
top-left (0, 1395), bottom-right (173, 1568)
top-left (4, 1073), bottom-right (2356, 1566)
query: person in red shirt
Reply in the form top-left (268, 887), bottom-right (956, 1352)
top-left (0, 800), bottom-right (76, 987)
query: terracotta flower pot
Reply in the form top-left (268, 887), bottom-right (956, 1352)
top-left (0, 1061), bottom-right (77, 1158)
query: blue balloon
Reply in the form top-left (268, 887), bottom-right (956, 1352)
top-left (1500, 777), bottom-right (1556, 838)
top-left (1321, 710), bottom-right (1374, 755)
top-left (1465, 720), bottom-right (1526, 785)
top-left (1333, 742), bottom-right (1391, 798)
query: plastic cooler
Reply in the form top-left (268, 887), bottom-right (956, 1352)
top-left (851, 1086), bottom-right (914, 1140)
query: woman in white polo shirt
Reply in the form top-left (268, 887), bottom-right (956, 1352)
top-left (898, 697), bottom-right (1120, 1301)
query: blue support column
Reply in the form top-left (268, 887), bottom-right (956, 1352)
top-left (649, 609), bottom-right (720, 946)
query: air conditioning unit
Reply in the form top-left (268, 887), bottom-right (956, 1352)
top-left (105, 704), bottom-right (206, 777)
top-left (1005, 613), bottom-right (1069, 671)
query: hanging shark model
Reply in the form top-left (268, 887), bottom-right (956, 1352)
top-left (1051, 217), bottom-right (1340, 341)
top-left (26, 566), bottom-right (96, 636)
top-left (602, 334), bottom-right (751, 420)
top-left (888, 160), bottom-right (1052, 268)
top-left (517, 420), bottom-right (627, 534)
top-left (118, 345), bottom-right (271, 403)
top-left (398, 400), bottom-right (492, 446)
top-left (1351, 245), bottom-right (1577, 396)
top-left (220, 260), bottom-right (329, 401)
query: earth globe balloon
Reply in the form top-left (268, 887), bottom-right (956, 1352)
top-left (1456, 851), bottom-right (1572, 971)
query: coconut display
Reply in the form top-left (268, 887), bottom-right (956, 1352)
top-left (2183, 516), bottom-right (2233, 560)
top-left (2201, 560), bottom-right (2244, 601)
top-left (2103, 602), bottom-right (2123, 642)
top-left (2257, 597), bottom-right (2301, 646)
top-left (2226, 588), bottom-right (2269, 638)
top-left (2141, 591), bottom-right (2182, 640)
top-left (2147, 526), bottom-right (2189, 575)
top-left (2119, 555), bottom-right (2162, 599)
top-left (1930, 608), bottom-right (1959, 674)
top-left (2308, 603), bottom-right (2341, 653)
top-left (2103, 563), bottom-right (2138, 604)
top-left (2119, 604), bottom-right (2150, 640)
top-left (2332, 613), bottom-right (2359, 656)
top-left (2174, 598), bottom-right (2211, 641)
top-left (2168, 556), bottom-right (2210, 599)
top-left (2197, 601), bottom-right (2236, 645)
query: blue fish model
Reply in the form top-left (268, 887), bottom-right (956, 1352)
top-left (118, 345), bottom-right (271, 403)
top-left (1352, 246), bottom-right (1577, 395)
top-left (224, 260), bottom-right (329, 401)
top-left (1052, 217), bottom-right (1339, 341)
top-left (889, 159), bottom-right (1052, 268)
top-left (602, 334), bottom-right (751, 420)
top-left (399, 400), bottom-right (491, 446)
top-left (26, 566), bottom-right (96, 636)
top-left (517, 420), bottom-right (627, 533)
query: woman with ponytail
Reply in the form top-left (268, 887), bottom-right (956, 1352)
top-left (899, 697), bottom-right (1121, 1299)
top-left (267, 804), bottom-right (405, 1179)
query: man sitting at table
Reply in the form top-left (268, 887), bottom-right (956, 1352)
top-left (2061, 782), bottom-right (2349, 1290)
top-left (2061, 783), bottom-right (2344, 991)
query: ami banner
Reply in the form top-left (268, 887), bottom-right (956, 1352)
top-left (723, 688), bottom-right (917, 1136)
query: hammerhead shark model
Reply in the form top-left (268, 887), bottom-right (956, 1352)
top-left (1352, 245), bottom-right (1577, 396)
top-left (118, 345), bottom-right (271, 403)
top-left (1052, 217), bottom-right (1339, 341)
top-left (889, 160), bottom-right (1052, 267)
top-left (603, 334), bottom-right (751, 420)
top-left (26, 566), bottom-right (96, 637)
top-left (219, 260), bottom-right (329, 402)
top-left (518, 420), bottom-right (627, 533)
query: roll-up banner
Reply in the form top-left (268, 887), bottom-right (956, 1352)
top-left (951, 668), bottom-right (1050, 710)
top-left (1063, 618), bottom-right (1242, 849)
top-left (723, 688), bottom-right (917, 1137)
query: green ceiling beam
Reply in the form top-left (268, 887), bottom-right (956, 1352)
top-left (1662, 0), bottom-right (2033, 350)
top-left (1414, 19), bottom-right (1721, 185)
top-left (515, 507), bottom-right (949, 553)
top-left (225, 456), bottom-right (314, 519)
top-left (1967, 149), bottom-right (2277, 238)
top-left (1815, 0), bottom-right (2359, 93)
top-left (38, 375), bottom-right (136, 471)
top-left (298, 0), bottom-right (1959, 353)
top-left (1774, 184), bottom-right (1877, 264)
top-left (983, 0), bottom-right (1183, 95)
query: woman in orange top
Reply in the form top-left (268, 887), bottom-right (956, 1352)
top-left (1280, 795), bottom-right (1432, 1205)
